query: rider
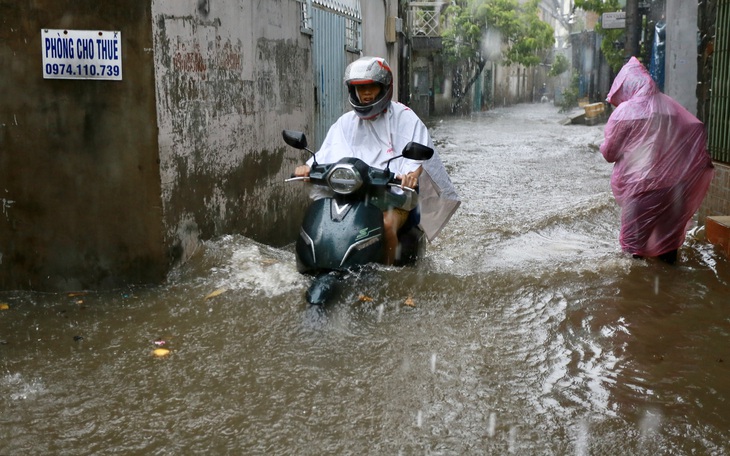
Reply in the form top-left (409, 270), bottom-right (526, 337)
top-left (293, 56), bottom-right (429, 265)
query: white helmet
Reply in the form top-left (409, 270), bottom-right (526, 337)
top-left (344, 56), bottom-right (393, 119)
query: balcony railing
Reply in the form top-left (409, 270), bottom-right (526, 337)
top-left (408, 1), bottom-right (446, 37)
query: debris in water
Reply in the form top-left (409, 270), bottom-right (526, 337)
top-left (205, 287), bottom-right (228, 300)
top-left (0, 303), bottom-right (9, 310)
top-left (153, 348), bottom-right (171, 357)
top-left (404, 296), bottom-right (416, 307)
top-left (358, 295), bottom-right (373, 302)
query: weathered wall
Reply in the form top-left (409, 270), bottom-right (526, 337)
top-left (151, 0), bottom-right (313, 264)
top-left (0, 1), bottom-right (167, 290)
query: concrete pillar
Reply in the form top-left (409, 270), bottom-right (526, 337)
top-left (625, 0), bottom-right (641, 60)
top-left (664, 0), bottom-right (699, 114)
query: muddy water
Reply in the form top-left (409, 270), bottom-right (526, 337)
top-left (2, 103), bottom-right (728, 454)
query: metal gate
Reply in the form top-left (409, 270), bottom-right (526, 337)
top-left (709, 0), bottom-right (730, 163)
top-left (312, 8), bottom-right (347, 150)
top-left (310, 1), bottom-right (361, 150)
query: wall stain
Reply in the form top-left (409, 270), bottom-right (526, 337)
top-left (173, 42), bottom-right (207, 75)
top-left (154, 5), bottom-right (312, 266)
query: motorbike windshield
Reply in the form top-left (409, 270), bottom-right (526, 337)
top-left (419, 153), bottom-right (461, 241)
top-left (600, 56), bottom-right (714, 256)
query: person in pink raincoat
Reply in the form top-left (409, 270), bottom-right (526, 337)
top-left (600, 57), bottom-right (714, 263)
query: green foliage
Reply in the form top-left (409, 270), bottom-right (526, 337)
top-left (573, 0), bottom-right (614, 12)
top-left (558, 71), bottom-right (581, 113)
top-left (548, 53), bottom-right (569, 77)
top-left (506, 0), bottom-right (555, 67)
top-left (573, 0), bottom-right (625, 72)
top-left (440, 0), bottom-right (555, 111)
top-left (596, 27), bottom-right (625, 73)
top-left (442, 0), bottom-right (555, 68)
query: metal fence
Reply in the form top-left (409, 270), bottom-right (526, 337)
top-left (709, 0), bottom-right (730, 163)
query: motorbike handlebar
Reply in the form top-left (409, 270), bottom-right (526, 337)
top-left (286, 176), bottom-right (415, 193)
top-left (388, 182), bottom-right (417, 193)
top-left (285, 176), bottom-right (309, 182)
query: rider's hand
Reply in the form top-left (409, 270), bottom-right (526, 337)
top-left (398, 167), bottom-right (422, 190)
top-left (294, 165), bottom-right (311, 177)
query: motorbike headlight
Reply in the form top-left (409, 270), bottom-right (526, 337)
top-left (327, 164), bottom-right (363, 194)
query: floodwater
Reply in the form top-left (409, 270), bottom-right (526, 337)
top-left (2, 103), bottom-right (729, 455)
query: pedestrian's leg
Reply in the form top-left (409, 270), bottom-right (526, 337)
top-left (620, 198), bottom-right (650, 257)
top-left (653, 185), bottom-right (686, 264)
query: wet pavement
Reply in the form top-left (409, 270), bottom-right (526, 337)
top-left (1, 103), bottom-right (729, 455)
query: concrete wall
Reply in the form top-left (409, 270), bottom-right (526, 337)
top-left (0, 0), bottom-right (166, 290)
top-left (151, 0), bottom-right (313, 265)
top-left (664, 0), bottom-right (698, 114)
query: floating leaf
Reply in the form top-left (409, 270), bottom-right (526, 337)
top-left (205, 287), bottom-right (228, 300)
top-left (153, 348), bottom-right (171, 357)
top-left (404, 296), bottom-right (416, 307)
top-left (358, 295), bottom-right (373, 302)
top-left (0, 303), bottom-right (9, 310)
top-left (68, 292), bottom-right (87, 297)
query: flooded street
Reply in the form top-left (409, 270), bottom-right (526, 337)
top-left (2, 103), bottom-right (729, 454)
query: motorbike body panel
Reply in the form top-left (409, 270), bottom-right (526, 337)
top-left (296, 198), bottom-right (385, 274)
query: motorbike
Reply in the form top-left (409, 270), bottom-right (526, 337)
top-left (283, 130), bottom-right (434, 306)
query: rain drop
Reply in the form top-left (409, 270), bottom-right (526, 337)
top-left (574, 419), bottom-right (590, 456)
top-left (508, 426), bottom-right (519, 453)
top-left (487, 412), bottom-right (496, 438)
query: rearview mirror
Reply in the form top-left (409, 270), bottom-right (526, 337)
top-left (282, 130), bottom-right (308, 149)
top-left (402, 142), bottom-right (434, 161)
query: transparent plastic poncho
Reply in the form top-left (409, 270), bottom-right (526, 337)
top-left (600, 57), bottom-right (714, 257)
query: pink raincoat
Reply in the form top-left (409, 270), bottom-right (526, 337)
top-left (600, 57), bottom-right (714, 257)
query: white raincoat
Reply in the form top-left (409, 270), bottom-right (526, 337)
top-left (307, 102), bottom-right (460, 241)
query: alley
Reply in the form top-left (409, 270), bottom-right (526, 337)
top-left (1, 103), bottom-right (728, 454)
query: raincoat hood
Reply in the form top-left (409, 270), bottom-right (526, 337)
top-left (599, 57), bottom-right (714, 257)
top-left (606, 56), bottom-right (660, 107)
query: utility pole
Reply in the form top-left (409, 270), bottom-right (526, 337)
top-left (624, 0), bottom-right (641, 61)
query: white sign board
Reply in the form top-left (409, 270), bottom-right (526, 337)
top-left (41, 29), bottom-right (122, 81)
top-left (602, 12), bottom-right (626, 30)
